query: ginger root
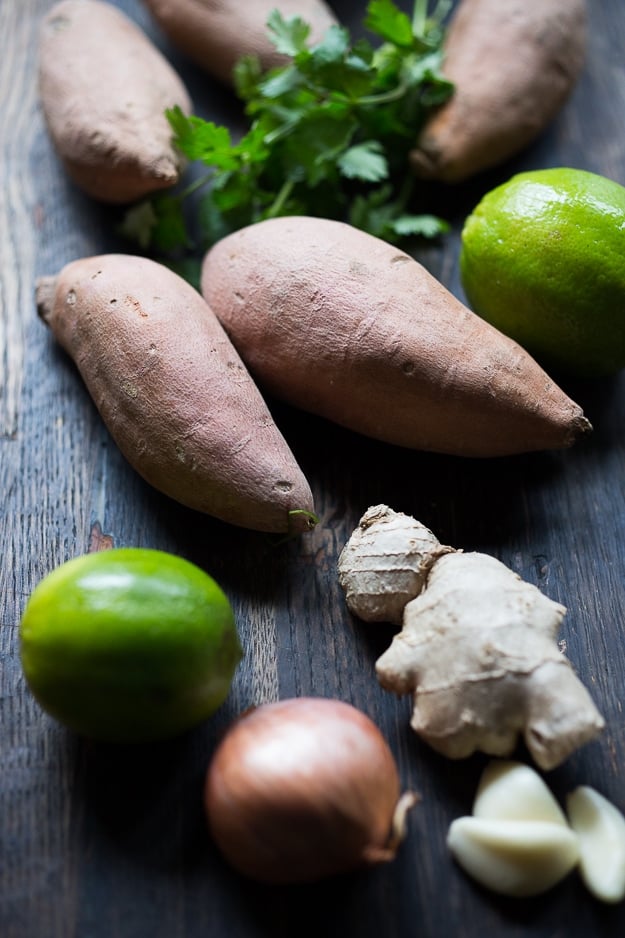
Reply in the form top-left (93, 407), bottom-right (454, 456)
top-left (338, 506), bottom-right (604, 771)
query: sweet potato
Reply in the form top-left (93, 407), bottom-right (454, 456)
top-left (141, 0), bottom-right (337, 85)
top-left (38, 0), bottom-right (192, 204)
top-left (409, 0), bottom-right (587, 183)
top-left (200, 216), bottom-right (591, 458)
top-left (36, 255), bottom-right (315, 534)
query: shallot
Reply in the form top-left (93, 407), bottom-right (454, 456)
top-left (204, 697), bottom-right (416, 883)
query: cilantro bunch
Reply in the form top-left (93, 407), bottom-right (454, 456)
top-left (122, 0), bottom-right (453, 262)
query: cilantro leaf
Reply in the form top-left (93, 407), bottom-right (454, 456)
top-left (338, 141), bottom-right (389, 182)
top-left (309, 24), bottom-right (351, 66)
top-left (167, 107), bottom-right (237, 169)
top-left (388, 213), bottom-right (450, 238)
top-left (148, 195), bottom-right (192, 253)
top-left (283, 111), bottom-right (358, 186)
top-left (119, 200), bottom-right (158, 250)
top-left (364, 0), bottom-right (415, 48)
top-left (120, 1), bottom-right (454, 261)
top-left (259, 65), bottom-right (304, 99)
top-left (266, 10), bottom-right (311, 57)
top-left (233, 54), bottom-right (264, 100)
top-left (122, 193), bottom-right (191, 253)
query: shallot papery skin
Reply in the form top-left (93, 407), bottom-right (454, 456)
top-left (204, 697), bottom-right (416, 883)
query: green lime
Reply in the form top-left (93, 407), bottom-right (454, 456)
top-left (19, 548), bottom-right (242, 742)
top-left (460, 168), bottom-right (625, 377)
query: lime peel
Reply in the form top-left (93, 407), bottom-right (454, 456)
top-left (460, 167), bottom-right (625, 378)
top-left (20, 548), bottom-right (242, 742)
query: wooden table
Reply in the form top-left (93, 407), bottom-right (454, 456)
top-left (2, 1), bottom-right (625, 935)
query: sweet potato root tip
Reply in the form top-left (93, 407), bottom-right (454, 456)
top-left (565, 413), bottom-right (593, 446)
top-left (408, 146), bottom-right (439, 180)
top-left (35, 276), bottom-right (58, 325)
top-left (287, 509), bottom-right (319, 536)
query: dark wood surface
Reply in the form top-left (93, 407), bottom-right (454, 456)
top-left (3, 1), bottom-right (625, 935)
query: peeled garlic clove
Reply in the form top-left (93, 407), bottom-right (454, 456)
top-left (567, 786), bottom-right (625, 903)
top-left (448, 817), bottom-right (579, 897)
top-left (474, 760), bottom-right (569, 826)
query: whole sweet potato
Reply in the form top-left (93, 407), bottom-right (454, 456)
top-left (36, 255), bottom-right (315, 534)
top-left (38, 0), bottom-right (192, 203)
top-left (201, 216), bottom-right (590, 458)
top-left (141, 0), bottom-right (337, 85)
top-left (410, 0), bottom-right (587, 183)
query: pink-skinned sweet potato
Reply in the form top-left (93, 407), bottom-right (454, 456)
top-left (36, 254), bottom-right (315, 534)
top-left (200, 216), bottom-right (591, 458)
top-left (410, 0), bottom-right (587, 183)
top-left (141, 0), bottom-right (337, 85)
top-left (38, 0), bottom-right (192, 204)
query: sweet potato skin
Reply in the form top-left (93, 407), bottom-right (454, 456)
top-left (142, 0), bottom-right (337, 85)
top-left (410, 0), bottom-right (587, 183)
top-left (38, 0), bottom-right (192, 204)
top-left (36, 255), bottom-right (315, 533)
top-left (200, 216), bottom-right (590, 458)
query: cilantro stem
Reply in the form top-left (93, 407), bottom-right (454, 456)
top-left (396, 173), bottom-right (416, 213)
top-left (178, 172), bottom-right (213, 201)
top-left (265, 178), bottom-right (296, 218)
top-left (412, 0), bottom-right (428, 37)
top-left (356, 81), bottom-right (409, 107)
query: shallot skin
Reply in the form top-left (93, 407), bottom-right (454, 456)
top-left (205, 697), bottom-right (413, 883)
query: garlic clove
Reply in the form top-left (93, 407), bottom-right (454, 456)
top-left (474, 760), bottom-right (569, 826)
top-left (566, 786), bottom-right (625, 903)
top-left (447, 817), bottom-right (580, 897)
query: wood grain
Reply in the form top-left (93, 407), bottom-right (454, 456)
top-left (2, 2), bottom-right (625, 937)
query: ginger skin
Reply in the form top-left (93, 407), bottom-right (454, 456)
top-left (337, 504), bottom-right (453, 626)
top-left (338, 506), bottom-right (605, 771)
